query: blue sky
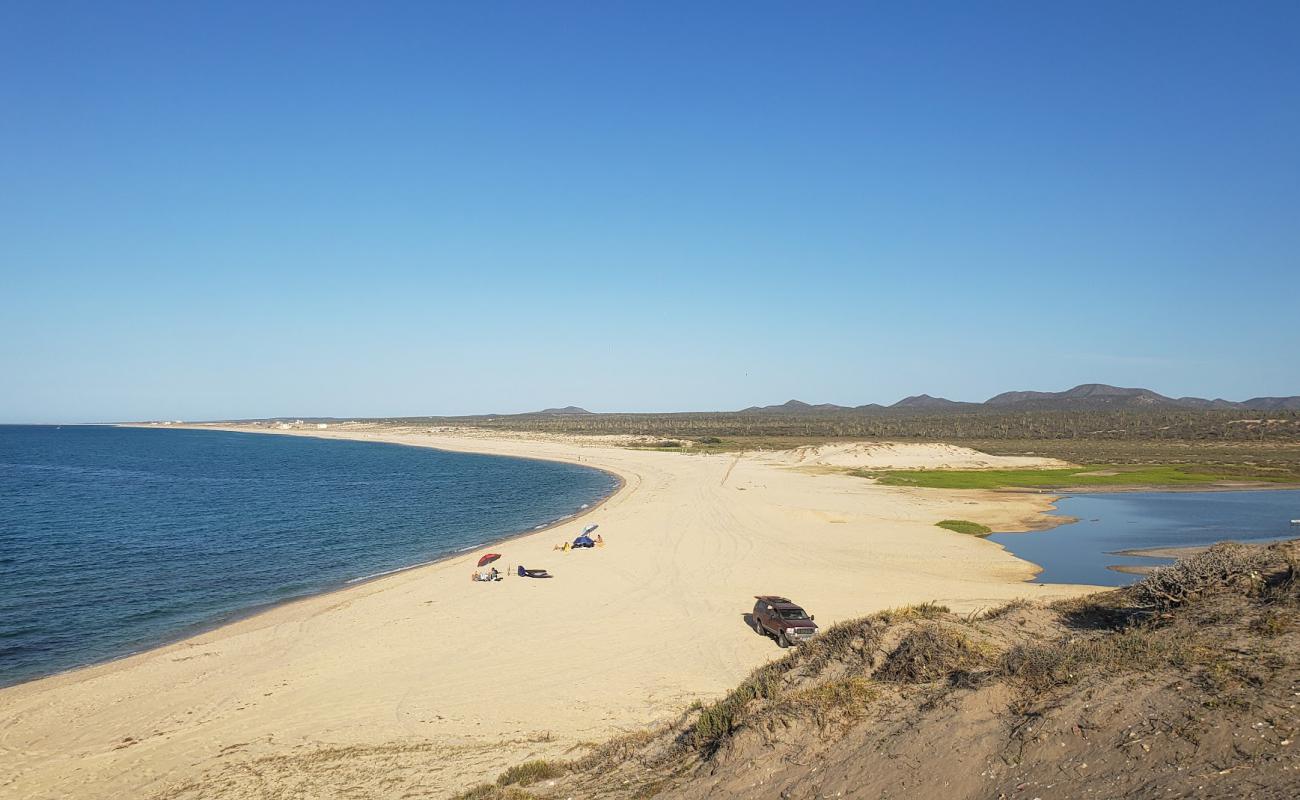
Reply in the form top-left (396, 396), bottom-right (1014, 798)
top-left (2, 2), bottom-right (1297, 422)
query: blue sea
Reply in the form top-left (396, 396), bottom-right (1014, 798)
top-left (0, 425), bottom-right (617, 687)
top-left (989, 490), bottom-right (1300, 586)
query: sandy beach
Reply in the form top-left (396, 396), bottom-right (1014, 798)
top-left (0, 425), bottom-right (1102, 799)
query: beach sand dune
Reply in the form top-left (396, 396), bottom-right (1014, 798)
top-left (757, 441), bottom-right (1070, 471)
top-left (0, 427), bottom-right (1098, 799)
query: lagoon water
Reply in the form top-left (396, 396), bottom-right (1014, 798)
top-left (989, 490), bottom-right (1300, 587)
top-left (0, 425), bottom-right (617, 687)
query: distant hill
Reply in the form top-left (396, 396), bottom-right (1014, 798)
top-left (890, 394), bottom-right (976, 410)
top-left (534, 406), bottom-right (592, 415)
top-left (1242, 396), bottom-right (1300, 411)
top-left (984, 384), bottom-right (1300, 412)
top-left (737, 384), bottom-right (1300, 414)
top-left (985, 383), bottom-right (1176, 409)
top-left (740, 400), bottom-right (852, 414)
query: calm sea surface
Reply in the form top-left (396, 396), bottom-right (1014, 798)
top-left (0, 425), bottom-right (617, 687)
top-left (989, 490), bottom-right (1300, 586)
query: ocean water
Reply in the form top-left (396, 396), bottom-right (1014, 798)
top-left (989, 490), bottom-right (1300, 586)
top-left (0, 425), bottom-right (617, 687)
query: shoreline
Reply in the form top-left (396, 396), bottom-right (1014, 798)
top-left (4, 449), bottom-right (620, 692)
top-left (0, 426), bottom-right (625, 692)
top-left (1, 425), bottom-right (1104, 800)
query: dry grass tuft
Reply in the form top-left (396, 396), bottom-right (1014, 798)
top-left (496, 760), bottom-right (567, 787)
top-left (453, 785), bottom-right (536, 800)
top-left (980, 597), bottom-right (1032, 620)
top-left (875, 602), bottom-right (950, 624)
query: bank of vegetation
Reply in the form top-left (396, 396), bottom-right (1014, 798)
top-left (389, 407), bottom-right (1300, 443)
top-left (372, 408), bottom-right (1300, 481)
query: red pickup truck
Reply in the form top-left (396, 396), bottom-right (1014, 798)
top-left (751, 596), bottom-right (818, 648)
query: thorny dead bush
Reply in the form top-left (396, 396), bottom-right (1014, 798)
top-left (877, 625), bottom-right (991, 684)
top-left (1132, 543), bottom-right (1270, 609)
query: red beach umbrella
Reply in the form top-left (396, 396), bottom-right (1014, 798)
top-left (477, 553), bottom-right (502, 567)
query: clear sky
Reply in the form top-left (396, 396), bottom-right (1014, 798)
top-left (2, 2), bottom-right (1297, 422)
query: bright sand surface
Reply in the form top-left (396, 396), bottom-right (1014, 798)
top-left (0, 425), bottom-right (1101, 799)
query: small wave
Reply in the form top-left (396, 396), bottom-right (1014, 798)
top-left (346, 565), bottom-right (412, 583)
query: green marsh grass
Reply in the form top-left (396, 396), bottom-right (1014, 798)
top-left (868, 464), bottom-right (1292, 490)
top-left (936, 519), bottom-right (992, 535)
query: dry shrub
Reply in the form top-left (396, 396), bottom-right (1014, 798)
top-left (689, 613), bottom-right (901, 754)
top-left (573, 725), bottom-right (665, 772)
top-left (632, 778), bottom-right (670, 798)
top-left (782, 676), bottom-right (880, 722)
top-left (1000, 642), bottom-right (1077, 690)
top-left (1001, 628), bottom-right (1190, 692)
top-left (690, 656), bottom-right (796, 753)
top-left (877, 625), bottom-right (990, 684)
top-left (690, 613), bottom-right (895, 753)
top-left (797, 617), bottom-right (882, 675)
top-left (1078, 628), bottom-right (1189, 671)
top-left (1132, 543), bottom-right (1270, 609)
top-left (1267, 540), bottom-right (1300, 602)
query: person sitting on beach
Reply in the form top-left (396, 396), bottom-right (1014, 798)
top-left (596, 534), bottom-right (604, 546)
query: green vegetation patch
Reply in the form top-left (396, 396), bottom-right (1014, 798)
top-left (869, 464), bottom-right (1292, 490)
top-left (936, 519), bottom-right (993, 536)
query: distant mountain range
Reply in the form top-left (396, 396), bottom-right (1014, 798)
top-left (739, 384), bottom-right (1300, 414)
